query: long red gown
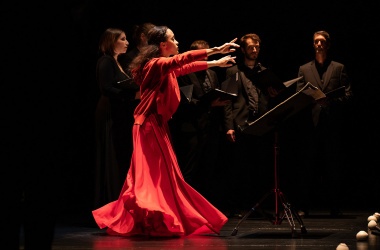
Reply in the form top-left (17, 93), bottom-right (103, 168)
top-left (92, 49), bottom-right (228, 237)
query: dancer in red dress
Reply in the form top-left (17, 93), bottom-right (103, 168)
top-left (92, 25), bottom-right (239, 237)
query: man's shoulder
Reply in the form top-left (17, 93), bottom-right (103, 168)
top-left (206, 68), bottom-right (217, 74)
top-left (299, 60), bottom-right (344, 68)
top-left (303, 60), bottom-right (314, 65)
top-left (226, 65), bottom-right (239, 77)
top-left (177, 73), bottom-right (195, 85)
top-left (331, 60), bottom-right (345, 67)
top-left (299, 60), bottom-right (314, 69)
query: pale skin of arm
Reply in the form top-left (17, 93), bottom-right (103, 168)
top-left (226, 129), bottom-right (236, 142)
top-left (206, 38), bottom-right (239, 68)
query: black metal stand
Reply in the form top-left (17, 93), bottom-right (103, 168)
top-left (229, 84), bottom-right (323, 237)
top-left (231, 130), bottom-right (307, 237)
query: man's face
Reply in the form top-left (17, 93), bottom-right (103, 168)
top-left (242, 38), bottom-right (260, 60)
top-left (313, 34), bottom-right (329, 53)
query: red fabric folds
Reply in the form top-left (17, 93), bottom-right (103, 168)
top-left (93, 115), bottom-right (227, 236)
top-left (92, 49), bottom-right (227, 237)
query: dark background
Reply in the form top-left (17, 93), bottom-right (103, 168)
top-left (2, 1), bottom-right (379, 221)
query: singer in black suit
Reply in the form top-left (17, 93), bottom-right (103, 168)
top-left (292, 30), bottom-right (353, 217)
top-left (221, 33), bottom-right (278, 217)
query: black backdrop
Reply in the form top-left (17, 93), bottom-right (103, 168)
top-left (3, 1), bottom-right (379, 221)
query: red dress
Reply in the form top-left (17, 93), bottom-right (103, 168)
top-left (92, 49), bottom-right (228, 237)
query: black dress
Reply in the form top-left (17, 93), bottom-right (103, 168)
top-left (94, 55), bottom-right (139, 208)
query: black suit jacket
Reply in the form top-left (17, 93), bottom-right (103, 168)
top-left (222, 63), bottom-right (270, 132)
top-left (173, 69), bottom-right (222, 132)
top-left (297, 59), bottom-right (353, 126)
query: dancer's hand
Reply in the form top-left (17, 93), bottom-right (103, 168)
top-left (208, 38), bottom-right (239, 56)
top-left (208, 55), bottom-right (236, 68)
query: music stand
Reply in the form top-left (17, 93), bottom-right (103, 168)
top-left (231, 82), bottom-right (325, 237)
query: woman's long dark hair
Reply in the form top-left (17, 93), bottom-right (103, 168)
top-left (129, 26), bottom-right (169, 84)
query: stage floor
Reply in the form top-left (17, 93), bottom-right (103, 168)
top-left (21, 209), bottom-right (380, 250)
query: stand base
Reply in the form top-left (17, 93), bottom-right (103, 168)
top-left (231, 188), bottom-right (307, 237)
